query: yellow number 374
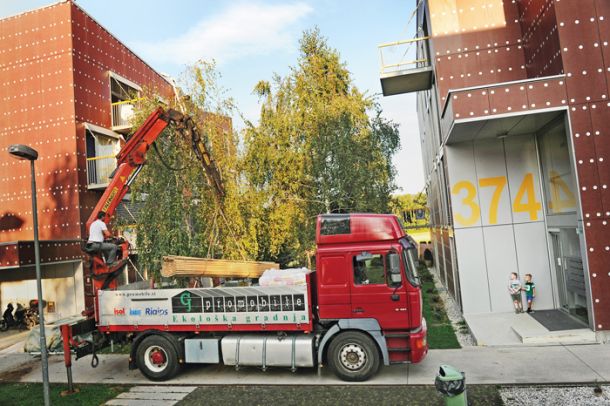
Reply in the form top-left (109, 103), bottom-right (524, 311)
top-left (451, 173), bottom-right (542, 226)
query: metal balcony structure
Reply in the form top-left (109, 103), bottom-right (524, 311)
top-left (379, 37), bottom-right (433, 96)
top-left (86, 154), bottom-right (116, 189)
top-left (111, 98), bottom-right (139, 133)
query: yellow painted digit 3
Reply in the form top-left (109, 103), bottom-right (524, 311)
top-left (451, 180), bottom-right (481, 226)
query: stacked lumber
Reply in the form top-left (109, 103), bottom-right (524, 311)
top-left (161, 255), bottom-right (279, 278)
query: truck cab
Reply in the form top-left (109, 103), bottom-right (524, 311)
top-left (315, 214), bottom-right (427, 375)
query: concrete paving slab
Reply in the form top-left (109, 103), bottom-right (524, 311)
top-left (116, 392), bottom-right (188, 400)
top-left (407, 345), bottom-right (606, 384)
top-left (0, 331), bottom-right (28, 352)
top-left (465, 312), bottom-right (522, 346)
top-left (0, 353), bottom-right (36, 380)
top-left (563, 344), bottom-right (610, 381)
top-left (105, 385), bottom-right (197, 406)
top-left (130, 386), bottom-right (197, 393)
top-left (106, 400), bottom-right (172, 406)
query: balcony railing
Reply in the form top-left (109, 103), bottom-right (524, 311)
top-left (86, 154), bottom-right (116, 189)
top-left (378, 36), bottom-right (433, 96)
top-left (111, 98), bottom-right (140, 132)
top-left (379, 36), bottom-right (430, 73)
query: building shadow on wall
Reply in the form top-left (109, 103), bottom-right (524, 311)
top-left (0, 212), bottom-right (24, 232)
top-left (42, 155), bottom-right (80, 242)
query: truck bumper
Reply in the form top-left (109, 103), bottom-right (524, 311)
top-left (409, 317), bottom-right (428, 363)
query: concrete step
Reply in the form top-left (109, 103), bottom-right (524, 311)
top-left (510, 314), bottom-right (597, 345)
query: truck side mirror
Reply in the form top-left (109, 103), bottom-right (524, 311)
top-left (387, 252), bottom-right (401, 286)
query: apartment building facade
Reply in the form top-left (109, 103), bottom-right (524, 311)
top-left (380, 0), bottom-right (609, 332)
top-left (0, 1), bottom-right (172, 320)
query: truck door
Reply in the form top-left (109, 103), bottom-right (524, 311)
top-left (349, 249), bottom-right (409, 330)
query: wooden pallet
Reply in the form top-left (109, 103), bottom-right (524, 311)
top-left (161, 255), bottom-right (279, 278)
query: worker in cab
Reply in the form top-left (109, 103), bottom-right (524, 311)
top-left (86, 211), bottom-right (118, 266)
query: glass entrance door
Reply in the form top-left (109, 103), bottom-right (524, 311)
top-left (550, 229), bottom-right (588, 324)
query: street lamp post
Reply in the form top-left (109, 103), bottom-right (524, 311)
top-left (8, 144), bottom-right (50, 406)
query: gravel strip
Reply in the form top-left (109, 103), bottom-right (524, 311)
top-left (500, 385), bottom-right (610, 406)
top-left (428, 266), bottom-right (476, 347)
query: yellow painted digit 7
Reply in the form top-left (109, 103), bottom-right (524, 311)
top-left (478, 176), bottom-right (507, 224)
top-left (451, 180), bottom-right (481, 226)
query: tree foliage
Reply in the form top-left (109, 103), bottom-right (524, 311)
top-left (390, 193), bottom-right (428, 226)
top-left (128, 61), bottom-right (255, 280)
top-left (124, 30), bottom-right (402, 274)
top-left (243, 29), bottom-right (401, 266)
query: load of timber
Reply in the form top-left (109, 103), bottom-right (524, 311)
top-left (161, 255), bottom-right (279, 278)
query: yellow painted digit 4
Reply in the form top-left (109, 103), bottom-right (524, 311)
top-left (451, 180), bottom-right (480, 226)
top-left (478, 176), bottom-right (507, 224)
top-left (513, 173), bottom-right (542, 220)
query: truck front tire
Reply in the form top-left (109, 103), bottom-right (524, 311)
top-left (135, 335), bottom-right (180, 381)
top-left (327, 331), bottom-right (380, 382)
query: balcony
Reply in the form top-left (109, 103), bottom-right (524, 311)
top-left (111, 99), bottom-right (139, 133)
top-left (86, 154), bottom-right (116, 189)
top-left (378, 37), bottom-right (433, 96)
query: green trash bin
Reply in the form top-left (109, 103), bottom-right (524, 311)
top-left (434, 364), bottom-right (467, 405)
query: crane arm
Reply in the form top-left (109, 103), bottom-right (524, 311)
top-left (86, 107), bottom-right (224, 232)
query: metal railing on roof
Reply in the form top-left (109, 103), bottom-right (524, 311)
top-left (378, 36), bottom-right (430, 75)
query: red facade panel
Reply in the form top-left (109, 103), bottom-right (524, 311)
top-left (0, 3), bottom-right (78, 244)
top-left (1, 2), bottom-right (173, 268)
top-left (488, 83), bottom-right (527, 114)
top-left (584, 219), bottom-right (610, 330)
top-left (430, 0), bottom-right (527, 105)
top-left (451, 89), bottom-right (490, 119)
top-left (555, 0), bottom-right (609, 104)
top-left (518, 0), bottom-right (563, 78)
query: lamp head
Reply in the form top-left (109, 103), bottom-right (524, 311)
top-left (8, 144), bottom-right (38, 161)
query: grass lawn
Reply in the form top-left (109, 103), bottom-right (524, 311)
top-left (180, 384), bottom-right (503, 405)
top-left (419, 265), bottom-right (461, 349)
top-left (96, 340), bottom-right (131, 355)
top-left (0, 383), bottom-right (130, 406)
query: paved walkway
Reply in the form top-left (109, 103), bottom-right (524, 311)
top-left (4, 343), bottom-right (609, 386)
top-left (105, 386), bottom-right (197, 406)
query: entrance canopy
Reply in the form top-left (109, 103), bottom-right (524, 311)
top-left (445, 109), bottom-right (566, 145)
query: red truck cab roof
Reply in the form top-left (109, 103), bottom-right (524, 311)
top-left (316, 213), bottom-right (406, 245)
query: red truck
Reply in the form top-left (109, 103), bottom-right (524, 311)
top-left (60, 108), bottom-right (427, 383)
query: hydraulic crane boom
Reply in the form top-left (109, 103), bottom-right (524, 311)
top-left (84, 106), bottom-right (224, 299)
top-left (86, 107), bottom-right (224, 230)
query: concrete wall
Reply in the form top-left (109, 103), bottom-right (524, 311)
top-left (446, 134), bottom-right (554, 314)
top-left (0, 261), bottom-right (84, 322)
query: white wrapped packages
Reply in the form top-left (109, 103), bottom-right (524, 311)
top-left (258, 267), bottom-right (311, 287)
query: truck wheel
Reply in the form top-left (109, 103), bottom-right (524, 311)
top-left (136, 335), bottom-right (180, 381)
top-left (327, 331), bottom-right (380, 382)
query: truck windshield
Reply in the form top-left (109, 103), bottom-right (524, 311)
top-left (399, 238), bottom-right (420, 287)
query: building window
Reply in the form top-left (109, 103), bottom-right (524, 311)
top-left (538, 119), bottom-right (577, 215)
top-left (85, 124), bottom-right (122, 189)
top-left (110, 73), bottom-right (141, 132)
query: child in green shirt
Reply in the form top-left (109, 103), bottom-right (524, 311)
top-left (523, 273), bottom-right (536, 313)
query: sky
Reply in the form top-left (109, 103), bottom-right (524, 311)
top-left (0, 0), bottom-right (424, 194)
